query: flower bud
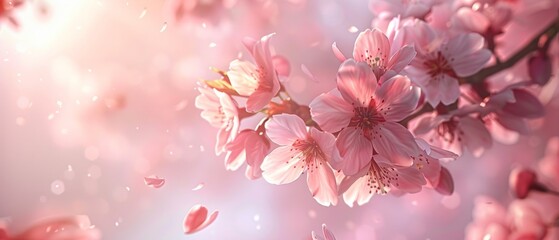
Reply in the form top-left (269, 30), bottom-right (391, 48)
top-left (509, 167), bottom-right (536, 199)
top-left (528, 52), bottom-right (552, 86)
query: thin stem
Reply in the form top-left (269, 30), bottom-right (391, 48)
top-left (464, 14), bottom-right (559, 84)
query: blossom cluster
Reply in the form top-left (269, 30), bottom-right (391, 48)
top-left (195, 0), bottom-right (557, 209)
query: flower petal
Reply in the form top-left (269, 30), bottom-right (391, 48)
top-left (183, 204), bottom-right (218, 234)
top-left (439, 75), bottom-right (460, 105)
top-left (261, 146), bottom-right (304, 184)
top-left (353, 29), bottom-right (391, 68)
top-left (144, 176), bottom-right (166, 188)
top-left (265, 114), bottom-right (308, 146)
top-left (460, 117), bottom-right (492, 157)
top-left (386, 45), bottom-right (416, 73)
top-left (332, 42), bottom-right (347, 62)
top-left (309, 89), bottom-right (354, 133)
top-left (375, 75), bottom-right (420, 121)
top-left (336, 59), bottom-right (377, 106)
top-left (336, 127), bottom-right (373, 175)
top-left (435, 167), bottom-right (454, 195)
top-left (372, 122), bottom-right (418, 166)
top-left (322, 224), bottom-right (337, 240)
top-left (307, 161), bottom-right (338, 206)
top-left (228, 60), bottom-right (259, 96)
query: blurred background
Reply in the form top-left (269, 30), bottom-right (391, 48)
top-left (1, 0), bottom-right (558, 239)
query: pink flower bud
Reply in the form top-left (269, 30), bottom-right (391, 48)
top-left (435, 167), bottom-right (454, 195)
top-left (502, 89), bottom-right (545, 119)
top-left (528, 52), bottom-right (552, 86)
top-left (509, 167), bottom-right (537, 199)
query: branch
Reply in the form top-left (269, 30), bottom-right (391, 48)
top-left (464, 14), bottom-right (559, 84)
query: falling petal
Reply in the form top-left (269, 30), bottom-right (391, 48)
top-left (183, 204), bottom-right (218, 234)
top-left (209, 42), bottom-right (217, 48)
top-left (139, 8), bottom-right (147, 19)
top-left (144, 176), bottom-right (165, 188)
top-left (301, 64), bottom-right (318, 82)
top-left (348, 26), bottom-right (358, 33)
top-left (192, 182), bottom-right (204, 191)
top-left (160, 22), bottom-right (167, 32)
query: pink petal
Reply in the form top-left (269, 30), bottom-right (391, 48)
top-left (332, 42), bottom-right (347, 62)
top-left (322, 224), bottom-right (337, 240)
top-left (502, 89), bottom-right (545, 119)
top-left (265, 114), bottom-right (308, 146)
top-left (245, 165), bottom-right (262, 180)
top-left (372, 122), bottom-right (418, 166)
top-left (224, 130), bottom-right (252, 171)
top-left (183, 204), bottom-right (218, 234)
top-left (445, 32), bottom-right (485, 57)
top-left (244, 133), bottom-right (270, 168)
top-left (301, 64), bottom-right (318, 82)
top-left (336, 59), bottom-right (377, 106)
top-left (435, 167), bottom-right (454, 195)
top-left (386, 45), bottom-right (416, 73)
top-left (261, 146), bottom-right (304, 184)
top-left (438, 75), bottom-right (460, 105)
top-left (144, 176), bottom-right (166, 188)
top-left (307, 161), bottom-right (338, 206)
top-left (309, 128), bottom-right (337, 162)
top-left (460, 117), bottom-right (492, 157)
top-left (353, 29), bottom-right (391, 68)
top-left (342, 169), bottom-right (374, 207)
top-left (246, 90), bottom-right (274, 112)
top-left (450, 40), bottom-right (491, 77)
top-left (495, 113), bottom-right (529, 134)
top-left (192, 183), bottom-right (205, 191)
top-left (309, 89), bottom-right (354, 133)
top-left (390, 165), bottom-right (425, 193)
top-left (242, 37), bottom-right (258, 54)
top-left (228, 60), bottom-right (259, 96)
top-left (336, 127), bottom-right (373, 175)
top-left (272, 55), bottom-right (291, 77)
top-left (374, 75), bottom-right (420, 121)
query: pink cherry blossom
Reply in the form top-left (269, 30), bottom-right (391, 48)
top-left (411, 110), bottom-right (492, 157)
top-left (3, 215), bottom-right (100, 240)
top-left (338, 154), bottom-right (426, 207)
top-left (332, 28), bottom-right (416, 83)
top-left (224, 129), bottom-right (271, 180)
top-left (228, 33), bottom-right (281, 112)
top-left (261, 114), bottom-right (339, 206)
top-left (183, 204), bottom-right (219, 234)
top-left (310, 59), bottom-right (421, 175)
top-left (311, 224), bottom-right (336, 240)
top-left (402, 20), bottom-right (492, 106)
top-left (195, 86), bottom-right (240, 155)
top-left (414, 138), bottom-right (458, 192)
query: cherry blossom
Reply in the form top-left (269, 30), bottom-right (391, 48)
top-left (195, 86), bottom-right (240, 155)
top-left (338, 154), bottom-right (426, 207)
top-left (401, 20), bottom-right (492, 106)
top-left (228, 33), bottom-right (281, 112)
top-left (261, 114), bottom-right (339, 206)
top-left (224, 129), bottom-right (270, 180)
top-left (333, 28), bottom-right (416, 83)
top-left (310, 59), bottom-right (421, 175)
top-left (411, 110), bottom-right (492, 157)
